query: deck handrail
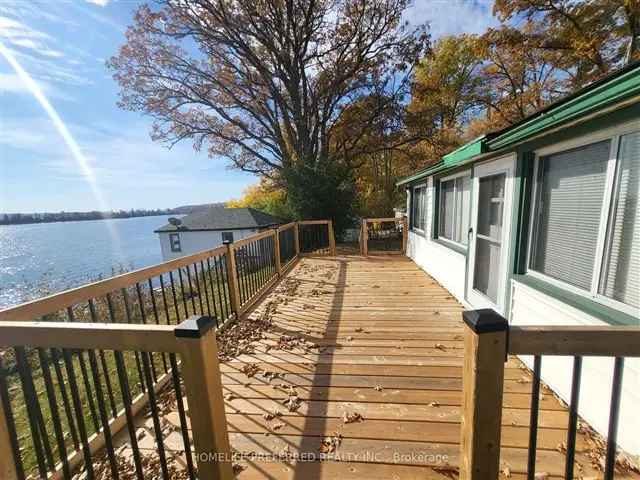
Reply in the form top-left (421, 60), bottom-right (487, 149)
top-left (460, 309), bottom-right (640, 480)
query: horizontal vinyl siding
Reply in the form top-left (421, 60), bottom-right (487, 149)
top-left (510, 279), bottom-right (640, 456)
top-left (407, 177), bottom-right (468, 302)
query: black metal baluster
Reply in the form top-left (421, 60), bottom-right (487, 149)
top-left (14, 346), bottom-right (51, 477)
top-left (235, 248), bottom-right (247, 305)
top-left (77, 350), bottom-right (100, 433)
top-left (87, 349), bottom-right (119, 479)
top-left (50, 348), bottom-right (79, 450)
top-left (185, 264), bottom-right (199, 314)
top-left (565, 356), bottom-right (582, 480)
top-left (168, 271), bottom-right (183, 323)
top-left (207, 258), bottom-right (222, 326)
top-left (199, 260), bottom-right (212, 317)
top-left (62, 348), bottom-right (95, 479)
top-left (177, 268), bottom-right (190, 317)
top-left (215, 255), bottom-right (230, 319)
top-left (259, 238), bottom-right (267, 285)
top-left (169, 354), bottom-right (195, 479)
top-left (148, 278), bottom-right (169, 373)
top-left (250, 241), bottom-right (259, 295)
top-left (604, 357), bottom-right (624, 480)
top-left (135, 283), bottom-right (158, 383)
top-left (121, 289), bottom-right (146, 393)
top-left (140, 352), bottom-right (169, 479)
top-left (88, 300), bottom-right (118, 418)
top-left (251, 241), bottom-right (260, 292)
top-left (66, 308), bottom-right (100, 434)
top-left (527, 355), bottom-right (542, 480)
top-left (0, 356), bottom-right (26, 479)
top-left (113, 349), bottom-right (144, 480)
top-left (191, 263), bottom-right (205, 314)
top-left (37, 348), bottom-right (71, 479)
top-left (106, 292), bottom-right (144, 479)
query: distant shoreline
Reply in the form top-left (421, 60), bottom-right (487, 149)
top-left (0, 202), bottom-right (225, 227)
top-left (0, 212), bottom-right (176, 227)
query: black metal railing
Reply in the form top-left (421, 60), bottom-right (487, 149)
top-left (1, 344), bottom-right (194, 480)
top-left (233, 233), bottom-right (278, 307)
top-left (299, 222), bottom-right (330, 254)
top-left (278, 224), bottom-right (296, 267)
top-left (461, 309), bottom-right (639, 480)
top-left (0, 246), bottom-right (232, 479)
top-left (526, 355), bottom-right (626, 480)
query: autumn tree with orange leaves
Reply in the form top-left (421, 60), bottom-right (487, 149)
top-left (108, 0), bottom-right (429, 233)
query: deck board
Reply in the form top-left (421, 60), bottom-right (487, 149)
top-left (227, 254), bottom-right (630, 479)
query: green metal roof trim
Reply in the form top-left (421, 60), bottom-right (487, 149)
top-left (442, 135), bottom-right (486, 165)
top-left (487, 63), bottom-right (640, 150)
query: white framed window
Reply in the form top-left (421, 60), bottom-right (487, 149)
top-left (169, 233), bottom-right (181, 252)
top-left (411, 185), bottom-right (426, 232)
top-left (221, 231), bottom-right (234, 243)
top-left (527, 126), bottom-right (640, 316)
top-left (437, 171), bottom-right (471, 247)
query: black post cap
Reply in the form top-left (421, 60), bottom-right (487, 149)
top-left (174, 315), bottom-right (217, 338)
top-left (463, 309), bottom-right (508, 334)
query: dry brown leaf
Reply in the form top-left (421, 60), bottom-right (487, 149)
top-left (374, 385), bottom-right (383, 391)
top-left (342, 412), bottom-right (364, 424)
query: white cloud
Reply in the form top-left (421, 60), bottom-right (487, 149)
top-left (85, 0), bottom-right (112, 6)
top-left (405, 0), bottom-right (499, 39)
top-left (0, 71), bottom-right (71, 100)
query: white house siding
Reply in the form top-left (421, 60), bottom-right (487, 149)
top-left (407, 177), bottom-right (468, 302)
top-left (510, 279), bottom-right (640, 457)
top-left (158, 229), bottom-right (258, 261)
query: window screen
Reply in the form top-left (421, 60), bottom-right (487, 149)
top-left (530, 140), bottom-right (610, 290)
top-left (411, 186), bottom-right (426, 232)
top-left (438, 175), bottom-right (470, 245)
top-left (600, 132), bottom-right (640, 309)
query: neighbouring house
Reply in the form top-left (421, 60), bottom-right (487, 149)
top-left (398, 62), bottom-right (639, 456)
top-left (155, 207), bottom-right (285, 261)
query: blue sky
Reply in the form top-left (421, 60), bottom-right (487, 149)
top-left (0, 0), bottom-right (497, 214)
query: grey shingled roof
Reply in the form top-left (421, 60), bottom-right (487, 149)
top-left (154, 207), bottom-right (285, 232)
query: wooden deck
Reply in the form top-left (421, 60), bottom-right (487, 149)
top-left (222, 253), bottom-right (624, 479)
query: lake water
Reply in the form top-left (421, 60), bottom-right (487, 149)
top-left (0, 215), bottom-right (175, 309)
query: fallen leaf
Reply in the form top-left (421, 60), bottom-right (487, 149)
top-left (342, 412), bottom-right (364, 424)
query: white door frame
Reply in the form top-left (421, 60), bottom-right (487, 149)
top-left (466, 154), bottom-right (516, 314)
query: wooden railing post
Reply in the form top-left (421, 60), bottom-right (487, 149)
top-left (0, 388), bottom-right (19, 480)
top-left (328, 220), bottom-right (336, 256)
top-left (273, 227), bottom-right (282, 275)
top-left (361, 219), bottom-right (369, 256)
top-left (293, 222), bottom-right (300, 256)
top-left (175, 316), bottom-right (234, 480)
top-left (460, 309), bottom-right (508, 480)
top-left (223, 240), bottom-right (241, 317)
